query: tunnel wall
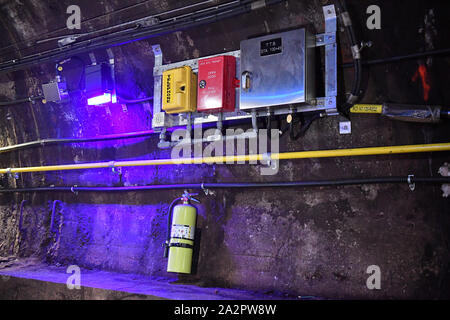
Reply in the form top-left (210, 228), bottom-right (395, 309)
top-left (0, 0), bottom-right (449, 299)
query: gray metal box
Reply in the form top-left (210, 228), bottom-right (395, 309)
top-left (239, 28), bottom-right (315, 110)
top-left (42, 81), bottom-right (68, 103)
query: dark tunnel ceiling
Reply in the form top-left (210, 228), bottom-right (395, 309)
top-left (0, 0), bottom-right (449, 57)
top-left (0, 0), bottom-right (236, 65)
top-left (0, 0), bottom-right (450, 81)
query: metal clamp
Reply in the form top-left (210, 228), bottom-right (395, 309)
top-left (108, 161), bottom-right (121, 175)
top-left (407, 175), bottom-right (415, 191)
top-left (261, 152), bottom-right (272, 166)
top-left (5, 168), bottom-right (19, 180)
top-left (70, 185), bottom-right (78, 195)
top-left (201, 183), bottom-right (215, 196)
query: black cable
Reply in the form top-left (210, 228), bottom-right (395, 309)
top-left (335, 0), bottom-right (363, 116)
top-left (0, 177), bottom-right (449, 193)
top-left (117, 96), bottom-right (154, 104)
top-left (0, 95), bottom-right (43, 107)
top-left (0, 129), bottom-right (155, 154)
top-left (289, 112), bottom-right (322, 141)
top-left (341, 48), bottom-right (450, 68)
top-left (164, 197), bottom-right (183, 258)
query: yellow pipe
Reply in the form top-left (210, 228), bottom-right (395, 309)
top-left (0, 142), bottom-right (449, 174)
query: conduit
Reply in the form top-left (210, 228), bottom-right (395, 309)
top-left (0, 177), bottom-right (449, 193)
top-left (0, 0), bottom-right (284, 74)
top-left (0, 129), bottom-right (155, 154)
top-left (341, 47), bottom-right (450, 69)
top-left (0, 95), bottom-right (44, 106)
top-left (0, 142), bottom-right (449, 174)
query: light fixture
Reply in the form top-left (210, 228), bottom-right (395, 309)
top-left (85, 62), bottom-right (116, 106)
top-left (87, 93), bottom-right (112, 106)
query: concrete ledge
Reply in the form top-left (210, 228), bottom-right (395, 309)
top-left (0, 259), bottom-right (292, 300)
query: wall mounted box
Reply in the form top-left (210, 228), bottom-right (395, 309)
top-left (197, 55), bottom-right (236, 113)
top-left (42, 81), bottom-right (68, 103)
top-left (85, 63), bottom-right (114, 96)
top-left (162, 66), bottom-right (197, 114)
top-left (239, 28), bottom-right (315, 111)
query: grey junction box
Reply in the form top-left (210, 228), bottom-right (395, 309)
top-left (239, 28), bottom-right (315, 111)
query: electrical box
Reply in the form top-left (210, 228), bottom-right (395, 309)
top-left (162, 66), bottom-right (197, 114)
top-left (239, 28), bottom-right (315, 111)
top-left (197, 55), bottom-right (236, 113)
top-left (42, 81), bottom-right (68, 103)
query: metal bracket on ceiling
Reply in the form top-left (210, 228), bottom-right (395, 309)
top-left (88, 52), bottom-right (97, 65)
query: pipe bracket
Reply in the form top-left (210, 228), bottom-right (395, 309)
top-left (407, 174), bottom-right (415, 191)
top-left (201, 183), bottom-right (215, 196)
top-left (71, 185), bottom-right (78, 195)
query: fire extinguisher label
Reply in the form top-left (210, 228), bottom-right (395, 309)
top-left (171, 224), bottom-right (195, 240)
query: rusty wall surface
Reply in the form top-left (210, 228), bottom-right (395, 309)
top-left (0, 0), bottom-right (450, 299)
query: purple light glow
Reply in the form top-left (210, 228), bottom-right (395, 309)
top-left (87, 93), bottom-right (112, 106)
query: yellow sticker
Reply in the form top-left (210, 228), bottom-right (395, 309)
top-left (350, 104), bottom-right (383, 114)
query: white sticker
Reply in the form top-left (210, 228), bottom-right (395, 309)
top-left (171, 224), bottom-right (195, 240)
top-left (339, 121), bottom-right (351, 134)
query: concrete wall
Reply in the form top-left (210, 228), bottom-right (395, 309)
top-left (0, 0), bottom-right (449, 299)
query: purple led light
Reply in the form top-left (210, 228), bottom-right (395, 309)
top-left (87, 93), bottom-right (112, 106)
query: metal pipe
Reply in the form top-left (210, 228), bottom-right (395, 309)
top-left (18, 200), bottom-right (27, 232)
top-left (49, 200), bottom-right (62, 233)
top-left (0, 177), bottom-right (449, 194)
top-left (0, 142), bottom-right (449, 174)
top-left (0, 129), bottom-right (155, 154)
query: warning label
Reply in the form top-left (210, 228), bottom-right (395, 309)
top-left (171, 224), bottom-right (195, 240)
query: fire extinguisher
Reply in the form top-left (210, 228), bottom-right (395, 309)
top-left (163, 190), bottom-right (199, 274)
